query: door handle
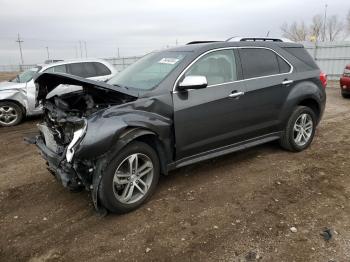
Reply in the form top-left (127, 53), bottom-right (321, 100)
top-left (228, 91), bottom-right (245, 98)
top-left (282, 79), bottom-right (294, 85)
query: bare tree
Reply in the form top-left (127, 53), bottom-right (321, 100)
top-left (309, 14), bottom-right (324, 41)
top-left (281, 21), bottom-right (308, 42)
top-left (326, 15), bottom-right (344, 41)
top-left (281, 13), bottom-right (346, 42)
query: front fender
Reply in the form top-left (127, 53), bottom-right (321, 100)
top-left (75, 107), bottom-right (172, 161)
top-left (0, 88), bottom-right (28, 111)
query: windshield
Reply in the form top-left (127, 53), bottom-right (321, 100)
top-left (107, 51), bottom-right (187, 90)
top-left (12, 66), bottom-right (41, 83)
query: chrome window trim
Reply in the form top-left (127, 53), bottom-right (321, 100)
top-left (172, 46), bottom-right (293, 93)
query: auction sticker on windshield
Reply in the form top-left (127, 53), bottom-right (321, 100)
top-left (158, 58), bottom-right (180, 65)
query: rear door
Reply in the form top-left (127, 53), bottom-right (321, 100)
top-left (237, 47), bottom-right (293, 136)
top-left (173, 49), bottom-right (247, 159)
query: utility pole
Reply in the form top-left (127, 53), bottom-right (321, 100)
top-left (75, 45), bottom-right (78, 58)
top-left (323, 4), bottom-right (328, 42)
top-left (84, 41), bottom-right (87, 58)
top-left (79, 41), bottom-right (83, 58)
top-left (117, 47), bottom-right (120, 58)
top-left (46, 46), bottom-right (50, 60)
top-left (16, 33), bottom-right (24, 65)
top-left (176, 39), bottom-right (178, 46)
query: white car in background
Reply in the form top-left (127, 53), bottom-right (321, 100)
top-left (0, 59), bottom-right (117, 126)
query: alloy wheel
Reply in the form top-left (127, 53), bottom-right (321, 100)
top-left (0, 105), bottom-right (18, 125)
top-left (112, 153), bottom-right (154, 204)
top-left (293, 113), bottom-right (313, 146)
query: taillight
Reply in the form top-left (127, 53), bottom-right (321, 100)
top-left (320, 72), bottom-right (327, 88)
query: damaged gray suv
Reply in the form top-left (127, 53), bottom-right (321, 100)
top-left (33, 38), bottom-right (326, 214)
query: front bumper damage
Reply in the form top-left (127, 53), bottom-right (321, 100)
top-left (34, 134), bottom-right (107, 215)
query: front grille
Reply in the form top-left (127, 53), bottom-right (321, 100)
top-left (38, 124), bottom-right (59, 153)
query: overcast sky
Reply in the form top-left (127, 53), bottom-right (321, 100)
top-left (0, 0), bottom-right (348, 65)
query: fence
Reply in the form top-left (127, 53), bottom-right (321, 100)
top-left (104, 56), bottom-right (141, 71)
top-left (303, 41), bottom-right (350, 80)
top-left (0, 56), bottom-right (142, 73)
top-left (1, 42), bottom-right (350, 79)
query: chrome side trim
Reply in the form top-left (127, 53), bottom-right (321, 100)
top-left (172, 46), bottom-right (294, 93)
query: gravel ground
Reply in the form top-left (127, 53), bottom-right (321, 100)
top-left (0, 79), bottom-right (349, 262)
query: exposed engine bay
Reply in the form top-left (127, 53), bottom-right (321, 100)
top-left (41, 88), bottom-right (135, 152)
top-left (32, 73), bottom-right (140, 208)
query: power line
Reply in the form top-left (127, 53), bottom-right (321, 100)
top-left (15, 33), bottom-right (24, 64)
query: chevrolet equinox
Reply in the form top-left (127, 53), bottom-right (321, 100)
top-left (33, 38), bottom-right (327, 214)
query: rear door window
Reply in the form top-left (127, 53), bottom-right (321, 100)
top-left (93, 62), bottom-right (112, 76)
top-left (68, 62), bottom-right (97, 78)
top-left (238, 48), bottom-right (280, 79)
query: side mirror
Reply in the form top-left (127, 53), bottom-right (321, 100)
top-left (178, 75), bottom-right (207, 90)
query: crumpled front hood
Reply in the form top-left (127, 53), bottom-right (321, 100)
top-left (34, 72), bottom-right (139, 104)
top-left (0, 81), bottom-right (25, 91)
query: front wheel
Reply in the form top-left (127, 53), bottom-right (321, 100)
top-left (279, 106), bottom-right (317, 152)
top-left (0, 101), bottom-right (24, 127)
top-left (98, 141), bottom-right (160, 214)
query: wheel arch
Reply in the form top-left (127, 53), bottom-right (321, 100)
top-left (108, 127), bottom-right (171, 176)
top-left (280, 80), bottom-right (325, 127)
top-left (0, 99), bottom-right (26, 116)
top-left (297, 98), bottom-right (321, 123)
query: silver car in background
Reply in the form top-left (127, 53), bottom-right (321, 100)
top-left (0, 59), bottom-right (117, 126)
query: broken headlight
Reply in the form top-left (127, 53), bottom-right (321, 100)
top-left (66, 119), bottom-right (87, 163)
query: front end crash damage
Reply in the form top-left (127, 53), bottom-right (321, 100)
top-left (33, 73), bottom-right (173, 213)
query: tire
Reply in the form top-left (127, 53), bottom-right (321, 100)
top-left (98, 141), bottom-right (160, 214)
top-left (0, 101), bottom-right (24, 127)
top-left (341, 92), bottom-right (350, 98)
top-left (279, 106), bottom-right (317, 152)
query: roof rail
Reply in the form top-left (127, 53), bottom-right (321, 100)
top-left (186, 41), bottom-right (221, 45)
top-left (226, 37), bottom-right (293, 43)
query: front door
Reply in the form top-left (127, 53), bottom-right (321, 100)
top-left (173, 49), bottom-right (247, 160)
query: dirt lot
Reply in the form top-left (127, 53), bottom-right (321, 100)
top-left (0, 72), bottom-right (18, 82)
top-left (0, 80), bottom-right (349, 262)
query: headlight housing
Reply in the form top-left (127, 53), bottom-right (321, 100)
top-left (66, 119), bottom-right (87, 163)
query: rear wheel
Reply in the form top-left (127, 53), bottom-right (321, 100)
top-left (279, 106), bottom-right (317, 152)
top-left (0, 101), bottom-right (24, 127)
top-left (98, 141), bottom-right (160, 214)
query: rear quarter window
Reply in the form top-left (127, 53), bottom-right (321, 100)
top-left (93, 62), bottom-right (112, 76)
top-left (282, 47), bottom-right (318, 70)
